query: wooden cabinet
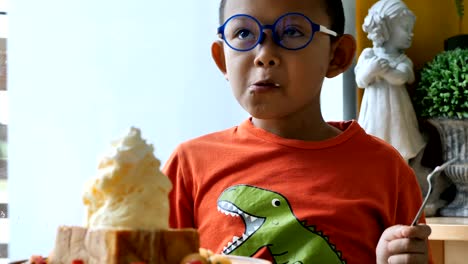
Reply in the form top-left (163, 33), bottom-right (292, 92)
top-left (427, 217), bottom-right (468, 264)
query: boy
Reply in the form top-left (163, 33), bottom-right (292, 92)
top-left (163, 0), bottom-right (432, 263)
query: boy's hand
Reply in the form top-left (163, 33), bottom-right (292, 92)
top-left (376, 224), bottom-right (431, 264)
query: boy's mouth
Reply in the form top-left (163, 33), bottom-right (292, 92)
top-left (250, 80), bottom-right (281, 92)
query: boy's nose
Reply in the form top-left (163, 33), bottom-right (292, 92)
top-left (255, 56), bottom-right (279, 67)
top-left (256, 60), bottom-right (275, 66)
top-left (254, 32), bottom-right (280, 67)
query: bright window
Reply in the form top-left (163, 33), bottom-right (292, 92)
top-left (0, 0), bottom-right (6, 39)
top-left (0, 92), bottom-right (7, 125)
top-left (0, 0), bottom-right (7, 262)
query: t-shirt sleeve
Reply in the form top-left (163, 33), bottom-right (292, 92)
top-left (162, 144), bottom-right (196, 229)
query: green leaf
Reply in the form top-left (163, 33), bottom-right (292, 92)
top-left (455, 0), bottom-right (465, 18)
top-left (413, 48), bottom-right (468, 119)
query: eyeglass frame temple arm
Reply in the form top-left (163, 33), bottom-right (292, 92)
top-left (319, 25), bottom-right (338, 37)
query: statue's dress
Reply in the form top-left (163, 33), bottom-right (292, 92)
top-left (356, 48), bottom-right (425, 161)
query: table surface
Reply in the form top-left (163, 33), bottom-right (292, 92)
top-left (426, 217), bottom-right (468, 241)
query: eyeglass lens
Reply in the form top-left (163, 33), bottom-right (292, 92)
top-left (223, 13), bottom-right (314, 51)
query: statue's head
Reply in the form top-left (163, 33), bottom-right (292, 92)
top-left (363, 0), bottom-right (416, 49)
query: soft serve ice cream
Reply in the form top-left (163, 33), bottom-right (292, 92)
top-left (83, 127), bottom-right (172, 230)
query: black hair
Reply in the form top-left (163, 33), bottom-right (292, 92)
top-left (218, 0), bottom-right (345, 36)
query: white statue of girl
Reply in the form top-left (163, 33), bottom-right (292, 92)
top-left (356, 0), bottom-right (425, 162)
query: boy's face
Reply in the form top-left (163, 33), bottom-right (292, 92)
top-left (212, 0), bottom-right (347, 120)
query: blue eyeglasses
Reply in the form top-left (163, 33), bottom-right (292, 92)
top-left (217, 12), bottom-right (338, 51)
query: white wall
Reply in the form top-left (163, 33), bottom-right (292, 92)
top-left (7, 0), bottom-right (343, 259)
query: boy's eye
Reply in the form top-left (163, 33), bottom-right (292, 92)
top-left (281, 27), bottom-right (304, 38)
top-left (235, 29), bottom-right (255, 40)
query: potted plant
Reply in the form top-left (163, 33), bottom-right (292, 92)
top-left (413, 48), bottom-right (468, 216)
top-left (445, 0), bottom-right (467, 50)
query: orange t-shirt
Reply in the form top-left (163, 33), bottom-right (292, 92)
top-left (163, 119), bottom-right (427, 264)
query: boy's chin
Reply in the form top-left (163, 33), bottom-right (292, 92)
top-left (241, 102), bottom-right (301, 120)
top-left (244, 108), bottom-right (279, 120)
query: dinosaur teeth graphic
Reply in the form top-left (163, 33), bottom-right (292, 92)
top-left (217, 199), bottom-right (266, 255)
top-left (233, 238), bottom-right (242, 246)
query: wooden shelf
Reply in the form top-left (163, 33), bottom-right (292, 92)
top-left (426, 217), bottom-right (468, 263)
top-left (426, 217), bottom-right (468, 241)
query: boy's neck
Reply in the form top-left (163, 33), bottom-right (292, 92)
top-left (251, 115), bottom-right (342, 141)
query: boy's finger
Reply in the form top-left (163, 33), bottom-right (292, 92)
top-left (387, 253), bottom-right (428, 264)
top-left (381, 225), bottom-right (431, 242)
top-left (380, 225), bottom-right (407, 242)
top-left (387, 238), bottom-right (427, 254)
top-left (401, 225), bottom-right (432, 240)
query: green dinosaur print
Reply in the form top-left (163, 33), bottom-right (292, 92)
top-left (217, 184), bottom-right (346, 264)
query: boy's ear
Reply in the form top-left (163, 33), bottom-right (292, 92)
top-left (211, 40), bottom-right (228, 79)
top-left (326, 34), bottom-right (356, 78)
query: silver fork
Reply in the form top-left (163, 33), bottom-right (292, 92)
top-left (411, 157), bottom-right (459, 226)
